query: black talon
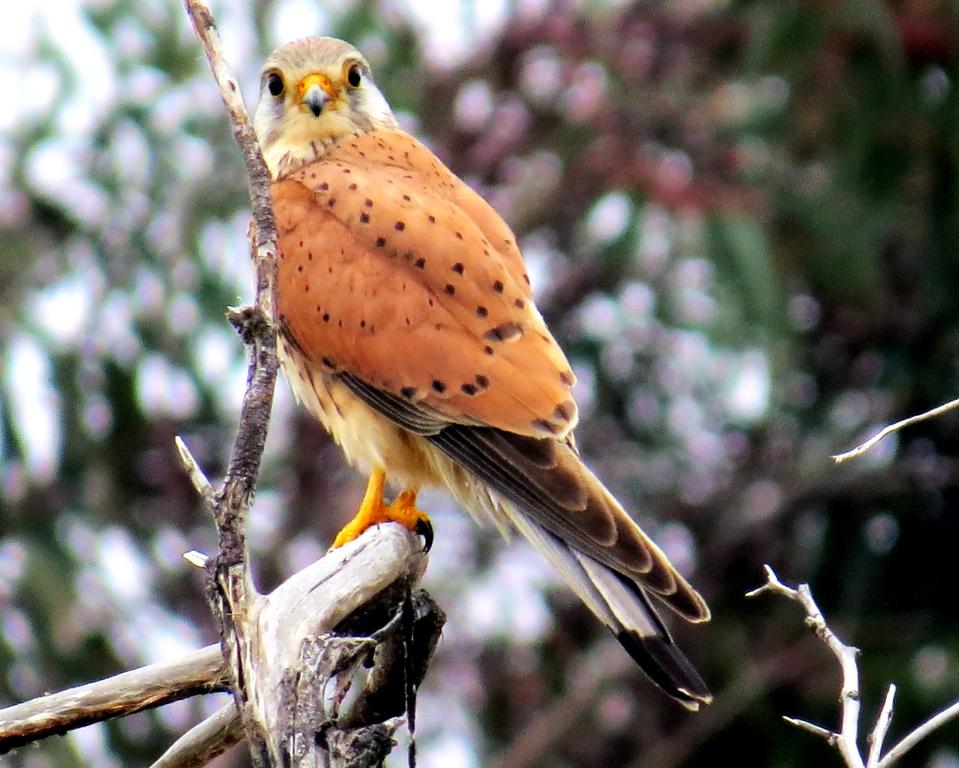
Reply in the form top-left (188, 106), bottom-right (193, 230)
top-left (415, 517), bottom-right (434, 552)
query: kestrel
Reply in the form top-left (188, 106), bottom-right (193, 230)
top-left (253, 36), bottom-right (711, 709)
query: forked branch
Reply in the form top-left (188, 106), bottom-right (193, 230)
top-left (747, 565), bottom-right (959, 767)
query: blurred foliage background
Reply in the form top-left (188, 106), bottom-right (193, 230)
top-left (2, 0), bottom-right (959, 766)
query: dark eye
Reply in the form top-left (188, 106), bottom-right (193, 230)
top-left (347, 65), bottom-right (361, 88)
top-left (266, 72), bottom-right (284, 97)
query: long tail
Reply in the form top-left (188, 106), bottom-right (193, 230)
top-left (507, 509), bottom-right (711, 709)
top-left (422, 424), bottom-right (712, 709)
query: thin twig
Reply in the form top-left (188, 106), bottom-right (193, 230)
top-left (866, 685), bottom-right (895, 767)
top-left (0, 646), bottom-right (226, 754)
top-left (183, 550), bottom-right (210, 569)
top-left (832, 397), bottom-right (959, 463)
top-left (747, 565), bottom-right (865, 768)
top-left (150, 702), bottom-right (242, 768)
top-left (183, 0), bottom-right (279, 762)
top-left (876, 699), bottom-right (959, 768)
top-left (782, 716), bottom-right (837, 741)
top-left (182, 1), bottom-right (277, 322)
top-left (175, 436), bottom-right (215, 508)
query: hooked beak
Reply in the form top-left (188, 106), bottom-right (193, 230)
top-left (298, 73), bottom-right (334, 117)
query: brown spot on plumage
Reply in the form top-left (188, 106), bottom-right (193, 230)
top-left (492, 280), bottom-right (504, 293)
top-left (452, 262), bottom-right (464, 274)
top-left (360, 212), bottom-right (370, 223)
top-left (395, 221), bottom-right (406, 231)
top-left (432, 380), bottom-right (446, 393)
top-left (476, 305), bottom-right (488, 317)
top-left (401, 386), bottom-right (417, 399)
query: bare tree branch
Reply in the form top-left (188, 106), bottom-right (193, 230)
top-left (0, 646), bottom-right (227, 754)
top-left (177, 3), bottom-right (445, 765)
top-left (747, 565), bottom-right (865, 768)
top-left (876, 699), bottom-right (959, 768)
top-left (867, 685), bottom-right (895, 768)
top-left (832, 396), bottom-right (959, 463)
top-left (0, 522), bottom-right (439, 765)
top-left (181, 0), bottom-right (280, 762)
top-left (150, 703), bottom-right (242, 768)
top-left (175, 436), bottom-right (216, 508)
top-left (748, 565), bottom-right (959, 768)
top-left (3, 6), bottom-right (441, 767)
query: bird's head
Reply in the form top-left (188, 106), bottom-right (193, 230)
top-left (253, 36), bottom-right (397, 177)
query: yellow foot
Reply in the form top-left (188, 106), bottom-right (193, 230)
top-left (389, 488), bottom-right (434, 551)
top-left (330, 469), bottom-right (433, 551)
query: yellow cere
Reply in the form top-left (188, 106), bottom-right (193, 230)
top-left (298, 72), bottom-right (337, 103)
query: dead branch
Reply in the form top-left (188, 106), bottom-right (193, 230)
top-left (2, 4), bottom-right (441, 767)
top-left (177, 1), bottom-right (443, 764)
top-left (832, 396), bottom-right (959, 463)
top-left (150, 702), bottom-right (242, 768)
top-left (746, 565), bottom-right (865, 768)
top-left (181, 0), bottom-right (281, 761)
top-left (876, 698), bottom-right (959, 768)
top-left (0, 522), bottom-right (440, 766)
top-left (747, 565), bottom-right (959, 767)
top-left (0, 646), bottom-right (227, 754)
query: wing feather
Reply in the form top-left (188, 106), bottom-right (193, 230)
top-left (273, 129), bottom-right (576, 439)
top-left (338, 374), bottom-right (709, 623)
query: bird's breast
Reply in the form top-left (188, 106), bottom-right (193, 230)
top-left (277, 339), bottom-right (442, 490)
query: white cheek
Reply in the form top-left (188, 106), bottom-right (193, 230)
top-left (253, 97), bottom-right (283, 147)
top-left (361, 86), bottom-right (397, 125)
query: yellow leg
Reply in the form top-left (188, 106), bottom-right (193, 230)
top-left (330, 469), bottom-right (433, 550)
